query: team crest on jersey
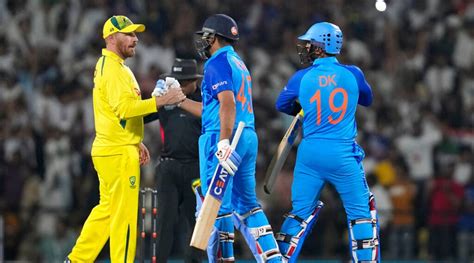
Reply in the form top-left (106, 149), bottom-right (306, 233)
top-left (129, 176), bottom-right (137, 189)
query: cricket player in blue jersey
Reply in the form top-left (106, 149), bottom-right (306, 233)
top-left (274, 22), bottom-right (380, 262)
top-left (179, 14), bottom-right (282, 262)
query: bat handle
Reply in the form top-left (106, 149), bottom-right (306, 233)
top-left (230, 121), bottom-right (245, 150)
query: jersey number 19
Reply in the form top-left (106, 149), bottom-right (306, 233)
top-left (310, 87), bottom-right (348, 125)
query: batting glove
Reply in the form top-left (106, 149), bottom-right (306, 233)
top-left (155, 77), bottom-right (181, 108)
top-left (215, 139), bottom-right (241, 176)
top-left (165, 77), bottom-right (180, 90)
top-left (152, 79), bottom-right (168, 97)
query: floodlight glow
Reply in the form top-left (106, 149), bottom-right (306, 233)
top-left (375, 0), bottom-right (387, 12)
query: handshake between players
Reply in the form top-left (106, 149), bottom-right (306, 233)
top-left (152, 77), bottom-right (187, 109)
top-left (152, 76), bottom-right (241, 177)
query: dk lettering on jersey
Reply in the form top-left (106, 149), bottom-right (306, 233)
top-left (319, 74), bottom-right (336, 87)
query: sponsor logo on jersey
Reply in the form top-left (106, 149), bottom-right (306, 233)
top-left (212, 81), bottom-right (228, 90)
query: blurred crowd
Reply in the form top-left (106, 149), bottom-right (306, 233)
top-left (0, 0), bottom-right (472, 261)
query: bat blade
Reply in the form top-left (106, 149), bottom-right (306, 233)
top-left (263, 114), bottom-right (302, 194)
top-left (190, 122), bottom-right (245, 250)
top-left (190, 189), bottom-right (221, 249)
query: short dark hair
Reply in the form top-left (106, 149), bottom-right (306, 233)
top-left (216, 35), bottom-right (235, 46)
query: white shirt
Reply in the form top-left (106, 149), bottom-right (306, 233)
top-left (396, 123), bottom-right (441, 180)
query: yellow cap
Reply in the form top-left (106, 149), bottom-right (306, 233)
top-left (102, 15), bottom-right (145, 39)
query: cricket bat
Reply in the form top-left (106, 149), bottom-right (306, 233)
top-left (190, 121), bottom-right (245, 250)
top-left (263, 113), bottom-right (303, 194)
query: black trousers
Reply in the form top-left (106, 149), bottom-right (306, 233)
top-left (155, 158), bottom-right (203, 263)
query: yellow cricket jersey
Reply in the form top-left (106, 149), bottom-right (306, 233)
top-left (91, 49), bottom-right (157, 156)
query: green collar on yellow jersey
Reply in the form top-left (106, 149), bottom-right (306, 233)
top-left (102, 49), bottom-right (124, 65)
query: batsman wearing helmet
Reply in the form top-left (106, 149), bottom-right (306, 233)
top-left (275, 22), bottom-right (379, 262)
top-left (66, 16), bottom-right (185, 262)
top-left (179, 14), bottom-right (282, 262)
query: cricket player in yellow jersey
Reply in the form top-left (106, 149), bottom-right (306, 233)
top-left (66, 15), bottom-right (186, 263)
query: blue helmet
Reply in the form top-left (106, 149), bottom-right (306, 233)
top-left (195, 14), bottom-right (239, 59)
top-left (298, 22), bottom-right (343, 55)
top-left (196, 14), bottom-right (239, 41)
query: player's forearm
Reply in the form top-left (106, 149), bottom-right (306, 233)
top-left (219, 102), bottom-right (235, 141)
top-left (179, 99), bottom-right (202, 118)
top-left (116, 98), bottom-right (157, 119)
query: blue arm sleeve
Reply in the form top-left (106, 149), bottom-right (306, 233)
top-left (344, 65), bottom-right (373, 106)
top-left (275, 68), bottom-right (309, 115)
top-left (205, 56), bottom-right (234, 98)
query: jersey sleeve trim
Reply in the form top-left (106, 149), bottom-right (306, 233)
top-left (341, 65), bottom-right (373, 106)
top-left (100, 56), bottom-right (106, 76)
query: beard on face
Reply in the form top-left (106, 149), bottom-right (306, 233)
top-left (117, 36), bottom-right (136, 58)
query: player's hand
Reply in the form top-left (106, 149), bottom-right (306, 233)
top-left (215, 139), bottom-right (241, 175)
top-left (152, 77), bottom-right (180, 97)
top-left (152, 79), bottom-right (167, 97)
top-left (165, 77), bottom-right (180, 89)
top-left (155, 87), bottom-right (186, 108)
top-left (139, 142), bottom-right (150, 165)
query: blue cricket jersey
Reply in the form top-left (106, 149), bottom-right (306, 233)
top-left (201, 46), bottom-right (255, 133)
top-left (276, 57), bottom-right (372, 141)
